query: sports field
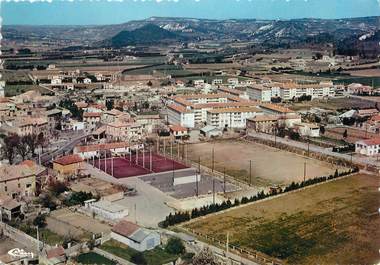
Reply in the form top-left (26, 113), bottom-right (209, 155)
top-left (185, 173), bottom-right (380, 264)
top-left (93, 153), bottom-right (188, 178)
top-left (186, 140), bottom-right (343, 186)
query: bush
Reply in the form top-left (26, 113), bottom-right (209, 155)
top-left (33, 214), bottom-right (47, 228)
top-left (130, 252), bottom-right (147, 265)
top-left (165, 237), bottom-right (185, 255)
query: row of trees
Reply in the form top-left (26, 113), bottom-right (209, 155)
top-left (1, 133), bottom-right (45, 164)
top-left (161, 167), bottom-right (358, 228)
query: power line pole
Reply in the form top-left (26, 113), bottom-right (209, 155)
top-left (223, 167), bottom-right (226, 194)
top-left (303, 161), bottom-right (306, 182)
top-left (249, 160), bottom-right (252, 186)
top-left (212, 179), bottom-right (215, 205)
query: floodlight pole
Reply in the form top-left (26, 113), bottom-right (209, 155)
top-left (150, 147), bottom-right (153, 171)
top-left (104, 151), bottom-right (107, 173)
top-left (212, 147), bottom-right (215, 172)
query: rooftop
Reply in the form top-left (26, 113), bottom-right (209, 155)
top-left (53, 154), bottom-right (83, 166)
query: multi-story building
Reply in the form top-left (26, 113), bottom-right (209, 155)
top-left (0, 164), bottom-right (38, 198)
top-left (106, 121), bottom-right (143, 142)
top-left (83, 112), bottom-right (102, 131)
top-left (167, 104), bottom-right (195, 128)
top-left (206, 106), bottom-right (263, 129)
top-left (167, 93), bottom-right (259, 128)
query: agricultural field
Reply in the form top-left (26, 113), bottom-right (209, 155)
top-left (289, 97), bottom-right (376, 111)
top-left (184, 173), bottom-right (380, 265)
top-left (185, 140), bottom-right (342, 187)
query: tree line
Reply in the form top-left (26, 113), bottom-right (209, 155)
top-left (161, 167), bottom-right (359, 228)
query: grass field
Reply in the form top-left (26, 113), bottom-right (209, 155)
top-left (185, 173), bottom-right (380, 264)
top-left (185, 140), bottom-right (342, 186)
top-left (76, 252), bottom-right (116, 265)
top-left (100, 239), bottom-right (178, 265)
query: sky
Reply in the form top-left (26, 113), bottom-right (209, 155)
top-left (1, 0), bottom-right (380, 25)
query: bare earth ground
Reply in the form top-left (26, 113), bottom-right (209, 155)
top-left (47, 208), bottom-right (111, 240)
top-left (186, 140), bottom-right (343, 186)
top-left (185, 173), bottom-right (380, 265)
top-left (344, 69), bottom-right (380, 77)
top-left (326, 126), bottom-right (379, 144)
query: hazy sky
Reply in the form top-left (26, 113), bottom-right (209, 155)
top-left (2, 0), bottom-right (380, 25)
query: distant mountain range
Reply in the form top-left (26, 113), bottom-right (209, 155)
top-left (3, 16), bottom-right (380, 49)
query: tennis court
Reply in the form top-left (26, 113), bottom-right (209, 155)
top-left (92, 152), bottom-right (189, 178)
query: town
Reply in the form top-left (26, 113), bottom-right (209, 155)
top-left (0, 1), bottom-right (380, 265)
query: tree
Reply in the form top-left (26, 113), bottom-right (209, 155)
top-left (130, 252), bottom-right (147, 265)
top-left (48, 180), bottom-right (68, 196)
top-left (320, 126), bottom-right (325, 135)
top-left (24, 134), bottom-right (38, 157)
top-left (1, 135), bottom-right (20, 164)
top-left (33, 214), bottom-right (47, 228)
top-left (165, 237), bottom-right (185, 255)
top-left (147, 81), bottom-right (153, 87)
top-left (343, 129), bottom-right (348, 139)
top-left (192, 247), bottom-right (219, 265)
top-left (106, 99), bottom-right (114, 111)
top-left (16, 136), bottom-right (29, 160)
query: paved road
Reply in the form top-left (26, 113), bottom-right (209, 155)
top-left (40, 132), bottom-right (88, 164)
top-left (247, 132), bottom-right (380, 168)
top-left (83, 163), bottom-right (175, 228)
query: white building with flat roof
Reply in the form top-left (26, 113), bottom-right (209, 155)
top-left (207, 106), bottom-right (263, 129)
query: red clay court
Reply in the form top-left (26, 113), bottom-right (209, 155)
top-left (92, 153), bottom-right (189, 178)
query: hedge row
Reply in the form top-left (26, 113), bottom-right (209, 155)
top-left (161, 167), bottom-right (359, 228)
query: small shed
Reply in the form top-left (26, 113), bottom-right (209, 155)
top-left (200, 125), bottom-right (223, 138)
top-left (111, 220), bottom-right (160, 252)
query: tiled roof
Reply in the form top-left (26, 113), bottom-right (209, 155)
top-left (0, 165), bottom-right (35, 182)
top-left (112, 220), bottom-right (140, 238)
top-left (170, 125), bottom-right (188, 132)
top-left (360, 137), bottom-right (380, 146)
top-left (54, 154), bottom-right (83, 166)
top-left (167, 104), bottom-right (191, 114)
top-left (208, 106), bottom-right (262, 114)
top-left (75, 142), bottom-right (129, 152)
top-left (83, 112), bottom-right (102, 118)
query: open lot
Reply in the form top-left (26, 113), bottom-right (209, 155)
top-left (186, 140), bottom-right (342, 186)
top-left (325, 126), bottom-right (379, 144)
top-left (185, 173), bottom-right (380, 264)
top-left (47, 208), bottom-right (111, 240)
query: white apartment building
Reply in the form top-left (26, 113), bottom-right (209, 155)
top-left (279, 82), bottom-right (336, 101)
top-left (293, 123), bottom-right (320, 137)
top-left (246, 84), bottom-right (281, 102)
top-left (207, 107), bottom-right (263, 129)
top-left (355, 138), bottom-right (380, 157)
top-left (167, 104), bottom-right (195, 128)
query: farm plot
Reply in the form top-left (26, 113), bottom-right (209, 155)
top-left (185, 173), bottom-right (380, 265)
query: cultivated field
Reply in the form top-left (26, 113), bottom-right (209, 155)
top-left (289, 97), bottom-right (376, 111)
top-left (185, 173), bottom-right (380, 264)
top-left (186, 140), bottom-right (342, 186)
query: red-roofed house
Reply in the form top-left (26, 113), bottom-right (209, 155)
top-left (169, 125), bottom-right (189, 139)
top-left (53, 154), bottom-right (84, 177)
top-left (355, 137), bottom-right (380, 156)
